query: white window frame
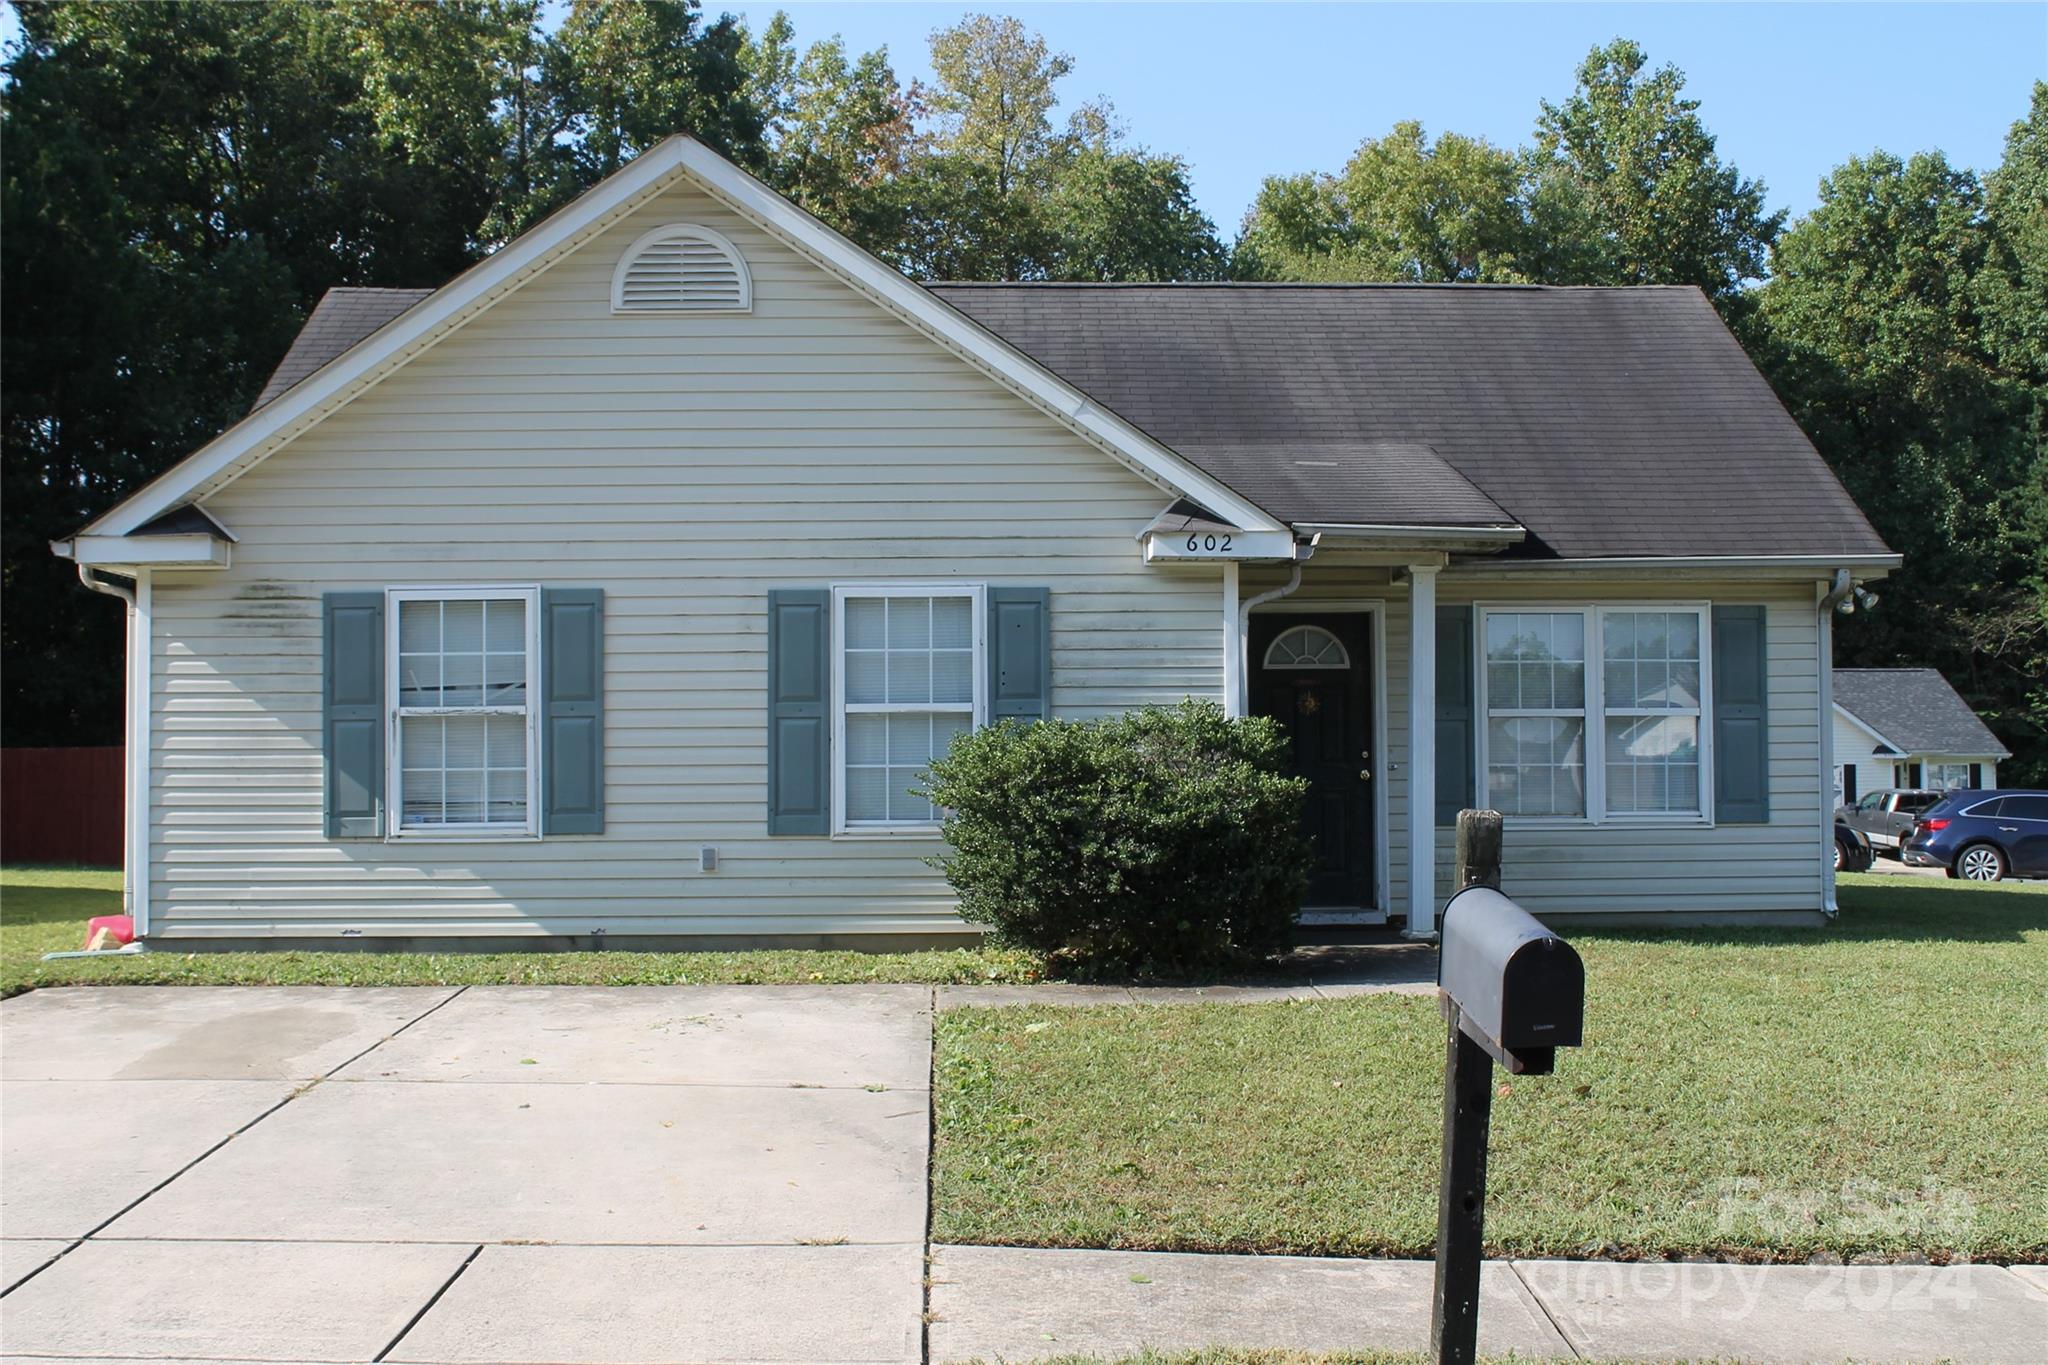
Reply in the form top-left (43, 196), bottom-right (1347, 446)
top-left (385, 585), bottom-right (542, 841)
top-left (830, 583), bottom-right (987, 836)
top-left (1474, 601), bottom-right (1715, 826)
top-left (1926, 760), bottom-right (1973, 791)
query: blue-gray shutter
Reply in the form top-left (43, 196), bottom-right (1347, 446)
top-left (1907, 761), bottom-right (1923, 787)
top-left (1712, 605), bottom-right (1770, 823)
top-left (767, 588), bottom-right (830, 834)
top-left (542, 588), bottom-right (605, 834)
top-left (1968, 763), bottom-right (1982, 789)
top-left (1435, 605), bottom-right (1475, 824)
top-left (988, 587), bottom-right (1051, 722)
top-left (323, 591), bottom-right (384, 838)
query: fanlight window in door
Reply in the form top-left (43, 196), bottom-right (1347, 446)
top-left (1264, 625), bottom-right (1351, 670)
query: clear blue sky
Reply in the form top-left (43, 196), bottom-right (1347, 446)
top-left (726, 1), bottom-right (2047, 235)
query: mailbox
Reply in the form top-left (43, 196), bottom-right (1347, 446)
top-left (1438, 885), bottom-right (1584, 1075)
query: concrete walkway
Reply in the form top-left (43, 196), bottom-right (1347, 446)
top-left (3, 984), bottom-right (2043, 1364)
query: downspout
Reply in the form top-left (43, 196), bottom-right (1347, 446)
top-left (77, 567), bottom-right (139, 924)
top-left (1234, 540), bottom-right (1314, 715)
top-left (1817, 569), bottom-right (1854, 917)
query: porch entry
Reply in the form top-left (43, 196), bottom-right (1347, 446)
top-left (1249, 613), bottom-right (1376, 911)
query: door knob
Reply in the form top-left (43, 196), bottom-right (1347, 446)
top-left (1360, 768), bottom-right (1372, 781)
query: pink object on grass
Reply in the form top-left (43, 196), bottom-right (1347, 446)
top-left (85, 915), bottom-right (135, 948)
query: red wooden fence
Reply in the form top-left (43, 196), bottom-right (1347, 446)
top-left (1, 747), bottom-right (125, 867)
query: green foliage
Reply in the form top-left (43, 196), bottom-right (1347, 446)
top-left (1753, 89), bottom-right (2048, 785)
top-left (1236, 41), bottom-right (1782, 300)
top-left (1234, 121), bottom-right (1528, 283)
top-left (922, 703), bottom-right (1310, 976)
top-left (1526, 38), bottom-right (1784, 299)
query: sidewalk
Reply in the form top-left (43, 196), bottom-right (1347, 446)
top-left (928, 1245), bottom-right (2048, 1363)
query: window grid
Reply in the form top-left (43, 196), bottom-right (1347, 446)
top-left (389, 588), bottom-right (539, 837)
top-left (836, 588), bottom-right (982, 831)
top-left (1476, 604), bottom-right (1713, 823)
top-left (1600, 609), bottom-right (1704, 817)
top-left (1483, 611), bottom-right (1588, 818)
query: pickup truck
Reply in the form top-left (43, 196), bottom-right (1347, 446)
top-left (1837, 788), bottom-right (1944, 856)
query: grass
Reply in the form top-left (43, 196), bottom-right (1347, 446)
top-left (934, 872), bottom-right (2048, 1264)
top-left (0, 865), bottom-right (1042, 997)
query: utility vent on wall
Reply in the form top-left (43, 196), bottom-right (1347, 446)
top-left (612, 224), bottom-right (751, 313)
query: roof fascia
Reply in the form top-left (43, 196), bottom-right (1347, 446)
top-left (80, 141), bottom-right (700, 539)
top-left (669, 142), bottom-right (1285, 534)
top-left (1831, 702), bottom-right (1907, 756)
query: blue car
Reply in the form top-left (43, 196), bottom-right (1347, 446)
top-left (1902, 790), bottom-right (2048, 882)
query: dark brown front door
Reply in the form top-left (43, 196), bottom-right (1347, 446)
top-left (1249, 613), bottom-right (1374, 909)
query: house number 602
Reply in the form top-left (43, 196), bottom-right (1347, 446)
top-left (1184, 533), bottom-right (1234, 553)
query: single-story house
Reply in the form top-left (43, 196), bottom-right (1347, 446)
top-left (1832, 667), bottom-right (2010, 802)
top-left (54, 136), bottom-right (1899, 947)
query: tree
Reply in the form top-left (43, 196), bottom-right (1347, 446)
top-left (744, 17), bottom-right (914, 250)
top-left (1755, 119), bottom-right (2048, 784)
top-left (1528, 39), bottom-right (1784, 301)
top-left (2, 0), bottom-right (507, 744)
top-left (889, 14), bottom-right (1221, 281)
top-left (1235, 121), bottom-right (1526, 281)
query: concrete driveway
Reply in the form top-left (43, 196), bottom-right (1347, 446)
top-left (0, 986), bottom-right (931, 1364)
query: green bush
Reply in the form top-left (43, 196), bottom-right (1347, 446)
top-left (921, 701), bottom-right (1311, 975)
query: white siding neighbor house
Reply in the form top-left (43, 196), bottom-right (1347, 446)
top-left (55, 137), bottom-right (1900, 947)
top-left (1831, 667), bottom-right (2010, 804)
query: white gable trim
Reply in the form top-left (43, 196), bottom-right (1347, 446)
top-left (81, 136), bottom-right (1282, 540)
top-left (1832, 702), bottom-right (1907, 758)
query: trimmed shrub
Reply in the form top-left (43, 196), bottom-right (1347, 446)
top-left (921, 701), bottom-right (1310, 975)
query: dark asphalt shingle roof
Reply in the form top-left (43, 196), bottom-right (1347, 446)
top-left (252, 288), bottom-right (434, 410)
top-left (252, 281), bottom-right (1889, 562)
top-left (929, 282), bottom-right (1890, 560)
top-left (1833, 668), bottom-right (2011, 759)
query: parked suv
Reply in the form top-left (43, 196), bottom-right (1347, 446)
top-left (1837, 788), bottom-right (1944, 858)
top-left (1903, 790), bottom-right (2048, 882)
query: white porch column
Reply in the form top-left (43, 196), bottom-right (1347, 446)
top-left (1406, 565), bottom-right (1438, 937)
top-left (1221, 562), bottom-right (1243, 718)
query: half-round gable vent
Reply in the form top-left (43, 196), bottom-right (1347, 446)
top-left (611, 224), bottom-right (752, 313)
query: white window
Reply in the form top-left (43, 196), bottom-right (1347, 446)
top-left (1927, 762), bottom-right (1973, 791)
top-left (1600, 609), bottom-right (1704, 816)
top-left (1482, 612), bottom-right (1588, 818)
top-left (833, 586), bottom-right (985, 831)
top-left (1478, 604), bottom-right (1712, 822)
top-left (388, 587), bottom-right (539, 837)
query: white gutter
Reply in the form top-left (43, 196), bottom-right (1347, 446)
top-left (1293, 522), bottom-right (1525, 545)
top-left (1233, 542), bottom-right (1315, 715)
top-left (76, 567), bottom-right (146, 931)
top-left (1461, 553), bottom-right (1903, 573)
top-left (1817, 569), bottom-right (1855, 918)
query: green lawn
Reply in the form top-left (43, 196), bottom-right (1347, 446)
top-left (0, 866), bottom-right (1041, 997)
top-left (934, 873), bottom-right (2048, 1263)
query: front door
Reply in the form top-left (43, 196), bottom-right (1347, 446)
top-left (1249, 613), bottom-right (1374, 909)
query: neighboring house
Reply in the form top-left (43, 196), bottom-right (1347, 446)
top-left (1832, 668), bottom-right (2010, 804)
top-left (53, 137), bottom-right (1899, 946)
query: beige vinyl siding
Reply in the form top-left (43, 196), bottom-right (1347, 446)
top-left (145, 178), bottom-right (1225, 939)
top-left (1438, 577), bottom-right (1825, 918)
top-left (1239, 566), bottom-right (1827, 921)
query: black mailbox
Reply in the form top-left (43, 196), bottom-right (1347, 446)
top-left (1438, 885), bottom-right (1584, 1075)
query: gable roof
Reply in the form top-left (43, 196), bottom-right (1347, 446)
top-left (929, 283), bottom-right (1892, 561)
top-left (1833, 668), bottom-right (2011, 759)
top-left (71, 136), bottom-right (1281, 543)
